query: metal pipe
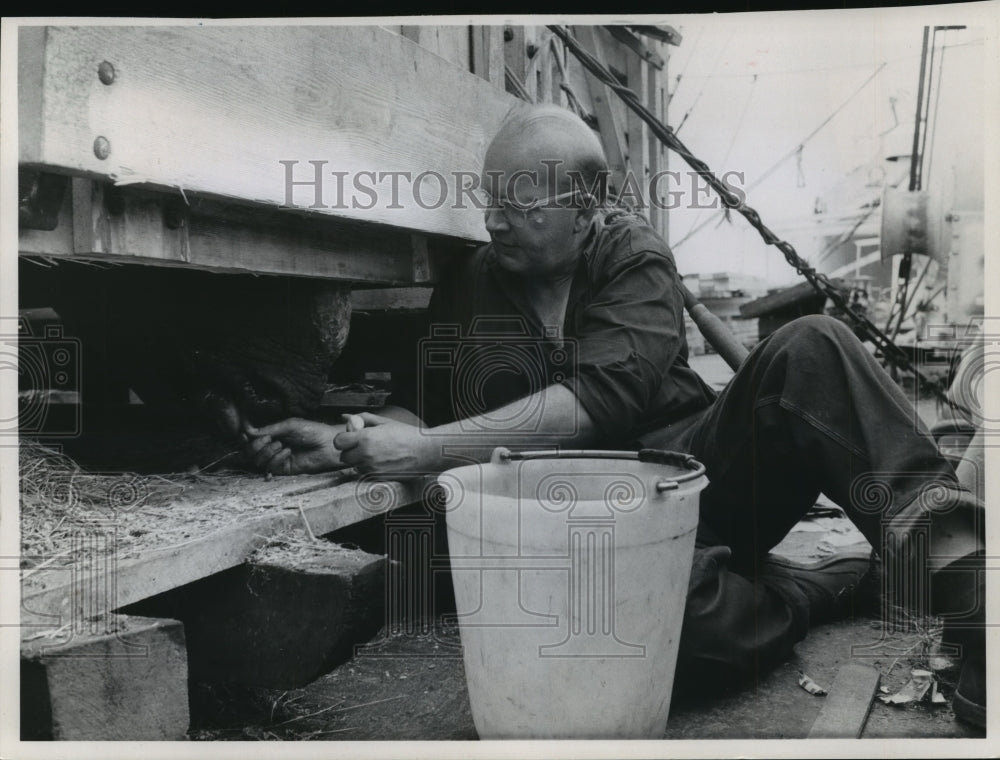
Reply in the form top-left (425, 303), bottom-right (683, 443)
top-left (679, 282), bottom-right (750, 372)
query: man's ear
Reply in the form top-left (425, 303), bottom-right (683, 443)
top-left (573, 205), bottom-right (597, 233)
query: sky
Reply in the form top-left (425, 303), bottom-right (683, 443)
top-left (654, 5), bottom-right (990, 286)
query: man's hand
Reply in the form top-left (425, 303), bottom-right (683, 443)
top-left (244, 418), bottom-right (341, 475)
top-left (334, 413), bottom-right (440, 476)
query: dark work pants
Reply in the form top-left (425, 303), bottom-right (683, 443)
top-left (639, 315), bottom-right (967, 690)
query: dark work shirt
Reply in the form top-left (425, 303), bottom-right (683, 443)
top-left (419, 210), bottom-right (718, 445)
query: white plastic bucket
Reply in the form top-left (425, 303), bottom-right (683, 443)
top-left (438, 448), bottom-right (707, 739)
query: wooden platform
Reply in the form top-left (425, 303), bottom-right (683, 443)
top-left (20, 472), bottom-right (429, 636)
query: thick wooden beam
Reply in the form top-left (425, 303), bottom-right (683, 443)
top-left (149, 543), bottom-right (386, 689)
top-left (20, 474), bottom-right (429, 629)
top-left (21, 614), bottom-right (189, 740)
top-left (20, 179), bottom-right (458, 283)
top-left (19, 26), bottom-right (517, 242)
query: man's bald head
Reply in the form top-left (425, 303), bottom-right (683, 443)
top-left (484, 104), bottom-right (609, 204)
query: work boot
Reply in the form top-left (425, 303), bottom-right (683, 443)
top-left (934, 551), bottom-right (986, 730)
top-left (885, 488), bottom-right (985, 728)
top-left (762, 552), bottom-right (875, 626)
top-left (953, 646), bottom-right (986, 729)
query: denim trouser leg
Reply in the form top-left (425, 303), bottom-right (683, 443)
top-left (641, 315), bottom-right (967, 689)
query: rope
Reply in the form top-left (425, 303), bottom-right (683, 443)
top-left (548, 24), bottom-right (953, 407)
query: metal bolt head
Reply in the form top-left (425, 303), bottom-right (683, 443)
top-left (93, 136), bottom-right (111, 160)
top-left (97, 61), bottom-right (116, 85)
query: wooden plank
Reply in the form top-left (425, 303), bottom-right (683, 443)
top-left (523, 26), bottom-right (541, 102)
top-left (400, 25), bottom-right (422, 44)
top-left (20, 475), bottom-right (429, 629)
top-left (603, 26), bottom-right (664, 70)
top-left (411, 234), bottom-right (433, 283)
top-left (539, 39), bottom-right (554, 104)
top-left (21, 179), bottom-right (433, 283)
top-left (401, 25), bottom-right (470, 71)
top-left (807, 663), bottom-right (880, 738)
top-left (646, 48), bottom-right (663, 234)
top-left (625, 40), bottom-right (648, 208)
top-left (628, 24), bottom-right (683, 47)
top-left (658, 42), bottom-right (670, 243)
top-left (22, 26), bottom-right (517, 242)
top-left (504, 25), bottom-right (526, 86)
top-left (21, 615), bottom-right (189, 740)
top-left (17, 27), bottom-right (47, 164)
top-left (351, 286), bottom-right (434, 312)
top-left (434, 25), bottom-right (474, 71)
top-left (471, 25), bottom-right (505, 87)
top-left (574, 26), bottom-right (628, 193)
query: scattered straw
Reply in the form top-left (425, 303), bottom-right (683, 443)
top-left (20, 440), bottom-right (187, 567)
top-left (18, 440), bottom-right (276, 574)
top-left (248, 529), bottom-right (382, 573)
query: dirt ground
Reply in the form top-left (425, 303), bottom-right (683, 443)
top-left (188, 611), bottom-right (982, 741)
top-left (187, 502), bottom-right (982, 742)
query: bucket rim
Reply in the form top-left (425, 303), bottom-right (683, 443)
top-left (492, 448), bottom-right (705, 487)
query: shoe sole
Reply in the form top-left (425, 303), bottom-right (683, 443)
top-left (766, 550), bottom-right (873, 572)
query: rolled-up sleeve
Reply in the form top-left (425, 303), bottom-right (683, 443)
top-left (560, 244), bottom-right (686, 441)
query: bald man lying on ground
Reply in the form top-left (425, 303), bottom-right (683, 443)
top-left (246, 104), bottom-right (985, 728)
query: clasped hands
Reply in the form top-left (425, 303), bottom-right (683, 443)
top-left (243, 413), bottom-right (441, 477)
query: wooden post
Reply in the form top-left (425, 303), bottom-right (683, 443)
top-left (503, 25), bottom-right (527, 89)
top-left (661, 39), bottom-right (671, 243)
top-left (471, 25), bottom-right (505, 88)
top-left (539, 38), bottom-right (553, 104)
top-left (645, 41), bottom-right (660, 233)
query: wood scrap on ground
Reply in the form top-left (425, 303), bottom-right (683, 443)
top-left (807, 663), bottom-right (880, 739)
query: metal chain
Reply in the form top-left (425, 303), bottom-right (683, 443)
top-left (548, 24), bottom-right (953, 406)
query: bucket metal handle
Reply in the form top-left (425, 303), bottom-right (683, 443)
top-left (493, 447), bottom-right (705, 493)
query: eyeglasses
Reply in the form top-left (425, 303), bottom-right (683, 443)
top-left (474, 189), bottom-right (592, 228)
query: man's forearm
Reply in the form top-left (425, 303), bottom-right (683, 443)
top-left (423, 383), bottom-right (597, 467)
